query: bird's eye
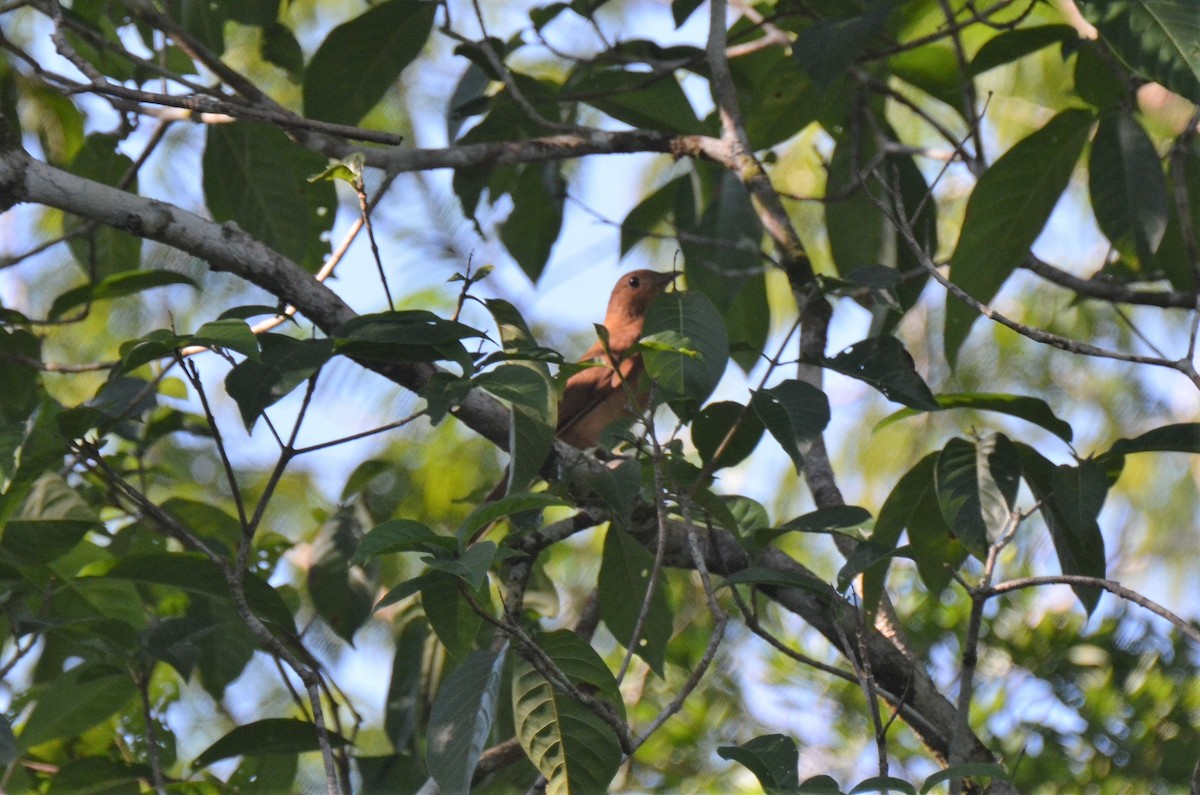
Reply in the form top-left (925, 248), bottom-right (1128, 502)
top-left (628, 276), bottom-right (641, 288)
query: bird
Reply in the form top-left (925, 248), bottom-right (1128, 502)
top-left (555, 268), bottom-right (678, 449)
top-left (470, 269), bottom-right (677, 541)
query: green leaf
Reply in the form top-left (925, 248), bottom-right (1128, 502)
top-left (457, 492), bottom-right (571, 543)
top-left (511, 630), bottom-right (623, 795)
top-left (826, 131), bottom-right (885, 279)
top-left (203, 121), bottom-right (337, 272)
top-left (64, 134), bottom-right (142, 278)
top-left (599, 526), bottom-right (672, 676)
top-left (307, 508), bottom-right (375, 643)
top-left (621, 176), bottom-right (684, 257)
top-left (1106, 422), bottom-right (1200, 456)
top-left (426, 542), bottom-right (497, 591)
top-left (192, 718), bottom-right (351, 769)
top-left (333, 311), bottom-right (485, 369)
top-left (690, 401), bottom-right (764, 471)
top-left (920, 762), bottom-right (1011, 793)
top-left (0, 714), bottom-right (14, 765)
top-left (822, 336), bottom-right (939, 410)
top-left (851, 776), bottom-right (917, 795)
top-left (422, 572), bottom-right (488, 662)
top-left (945, 109), bottom-right (1094, 364)
top-left (569, 66), bottom-right (700, 133)
top-left (17, 662), bottom-right (136, 750)
top-left (779, 506), bottom-right (873, 534)
top-left (793, 4), bottom-right (890, 89)
top-left (717, 567), bottom-right (832, 598)
top-left (641, 291), bottom-right (730, 419)
top-left (1078, 0), bottom-right (1200, 104)
top-left (716, 734), bottom-right (799, 793)
top-left (427, 648), bottom-right (507, 795)
top-left (48, 269), bottom-right (196, 319)
top-left (890, 44), bottom-right (967, 118)
top-left (302, 0), bottom-right (437, 125)
top-left (499, 163), bottom-right (565, 281)
top-left (102, 553), bottom-right (295, 631)
top-left (1088, 109), bottom-right (1169, 267)
top-left (1018, 446), bottom-right (1108, 613)
top-left (190, 319), bottom-right (260, 361)
top-left (354, 519), bottom-right (454, 565)
top-left (478, 366), bottom-right (557, 494)
top-left (837, 541), bottom-right (911, 593)
top-left (967, 25), bottom-right (1077, 76)
top-left (677, 169), bottom-right (767, 372)
top-left (876, 392), bottom-right (1074, 442)
top-left (869, 453), bottom-right (966, 606)
top-left (3, 474), bottom-right (102, 563)
top-left (261, 22), bottom-right (304, 77)
top-left (935, 435), bottom-right (1021, 557)
top-left (385, 619), bottom-right (428, 751)
top-left (751, 380), bottom-right (831, 473)
top-left (225, 335), bottom-right (334, 430)
top-left (575, 457), bottom-right (641, 532)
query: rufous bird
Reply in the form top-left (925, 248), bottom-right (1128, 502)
top-left (471, 269), bottom-right (677, 541)
top-left (555, 268), bottom-right (678, 449)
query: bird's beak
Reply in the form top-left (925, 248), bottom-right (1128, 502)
top-left (655, 270), bottom-right (680, 290)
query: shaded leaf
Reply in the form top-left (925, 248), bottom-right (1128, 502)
top-left (641, 291), bottom-right (729, 419)
top-left (457, 492), bottom-right (570, 543)
top-left (1079, 0), bottom-right (1200, 104)
top-left (945, 109), bottom-right (1094, 364)
top-left (18, 663), bottom-right (135, 750)
top-left (691, 401), bottom-right (764, 471)
top-left (717, 734), bottom-right (799, 793)
top-left (500, 163), bottom-right (566, 281)
top-left (64, 134), bottom-right (141, 278)
top-left (225, 336), bottom-right (334, 430)
top-left (303, 0), bottom-right (437, 124)
top-left (794, 4), bottom-right (890, 89)
top-left (511, 630), bottom-right (623, 795)
top-left (1088, 109), bottom-right (1169, 267)
top-left (204, 121), bottom-right (336, 272)
top-left (822, 336), bottom-right (938, 410)
top-left (876, 392), bottom-right (1073, 442)
top-left (192, 718), bottom-right (350, 769)
top-left (48, 269), bottom-right (196, 319)
top-left (967, 25), bottom-right (1077, 76)
top-left (427, 648), bottom-right (507, 795)
top-left (934, 435), bottom-right (1021, 557)
top-left (354, 519), bottom-right (454, 565)
top-left (423, 572), bottom-right (488, 662)
top-left (1106, 422), bottom-right (1200, 456)
top-left (751, 380), bottom-right (831, 473)
top-left (599, 526), bottom-right (671, 676)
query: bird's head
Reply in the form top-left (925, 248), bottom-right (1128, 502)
top-left (605, 269), bottom-right (678, 322)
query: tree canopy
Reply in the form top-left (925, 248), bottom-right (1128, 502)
top-left (1, 0), bottom-right (1200, 793)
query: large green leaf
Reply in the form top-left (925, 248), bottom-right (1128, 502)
top-left (48, 269), bottom-right (196, 319)
top-left (876, 392), bottom-right (1074, 442)
top-left (422, 572), bottom-right (488, 662)
top-left (641, 291), bottom-right (730, 420)
top-left (456, 492), bottom-right (571, 543)
top-left (499, 163), bottom-right (566, 281)
top-left (3, 474), bottom-right (102, 563)
top-left (1079, 0), bottom-right (1200, 104)
top-left (475, 306), bottom-right (556, 495)
top-left (599, 526), bottom-right (672, 676)
top-left (302, 0), bottom-right (437, 124)
top-left (307, 507), bottom-right (375, 644)
top-left (1105, 422), bottom-right (1200, 456)
top-left (690, 400), bottom-right (764, 471)
top-left (868, 453), bottom-right (966, 606)
top-left (192, 718), bottom-right (350, 769)
top-left (967, 25), bottom-right (1078, 76)
top-left (385, 619), bottom-right (428, 752)
top-left (826, 129), bottom-right (885, 279)
top-left (427, 648), bottom-right (507, 795)
top-left (569, 66), bottom-right (700, 133)
top-left (793, 4), bottom-right (891, 89)
top-left (677, 169), bottom-right (768, 372)
top-left (102, 553), bottom-right (295, 631)
top-left (934, 435), bottom-right (1021, 557)
top-left (750, 380), bottom-right (831, 473)
top-left (203, 121), bottom-right (336, 272)
top-left (1088, 109), bottom-right (1169, 267)
top-left (944, 109), bottom-right (1094, 364)
top-left (511, 630), bottom-right (623, 795)
top-left (64, 134), bottom-right (142, 278)
top-left (717, 734), bottom-right (799, 793)
top-left (17, 662), bottom-right (135, 750)
top-left (225, 335), bottom-right (335, 430)
top-left (1018, 446), bottom-right (1108, 613)
top-left (822, 336), bottom-right (939, 410)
